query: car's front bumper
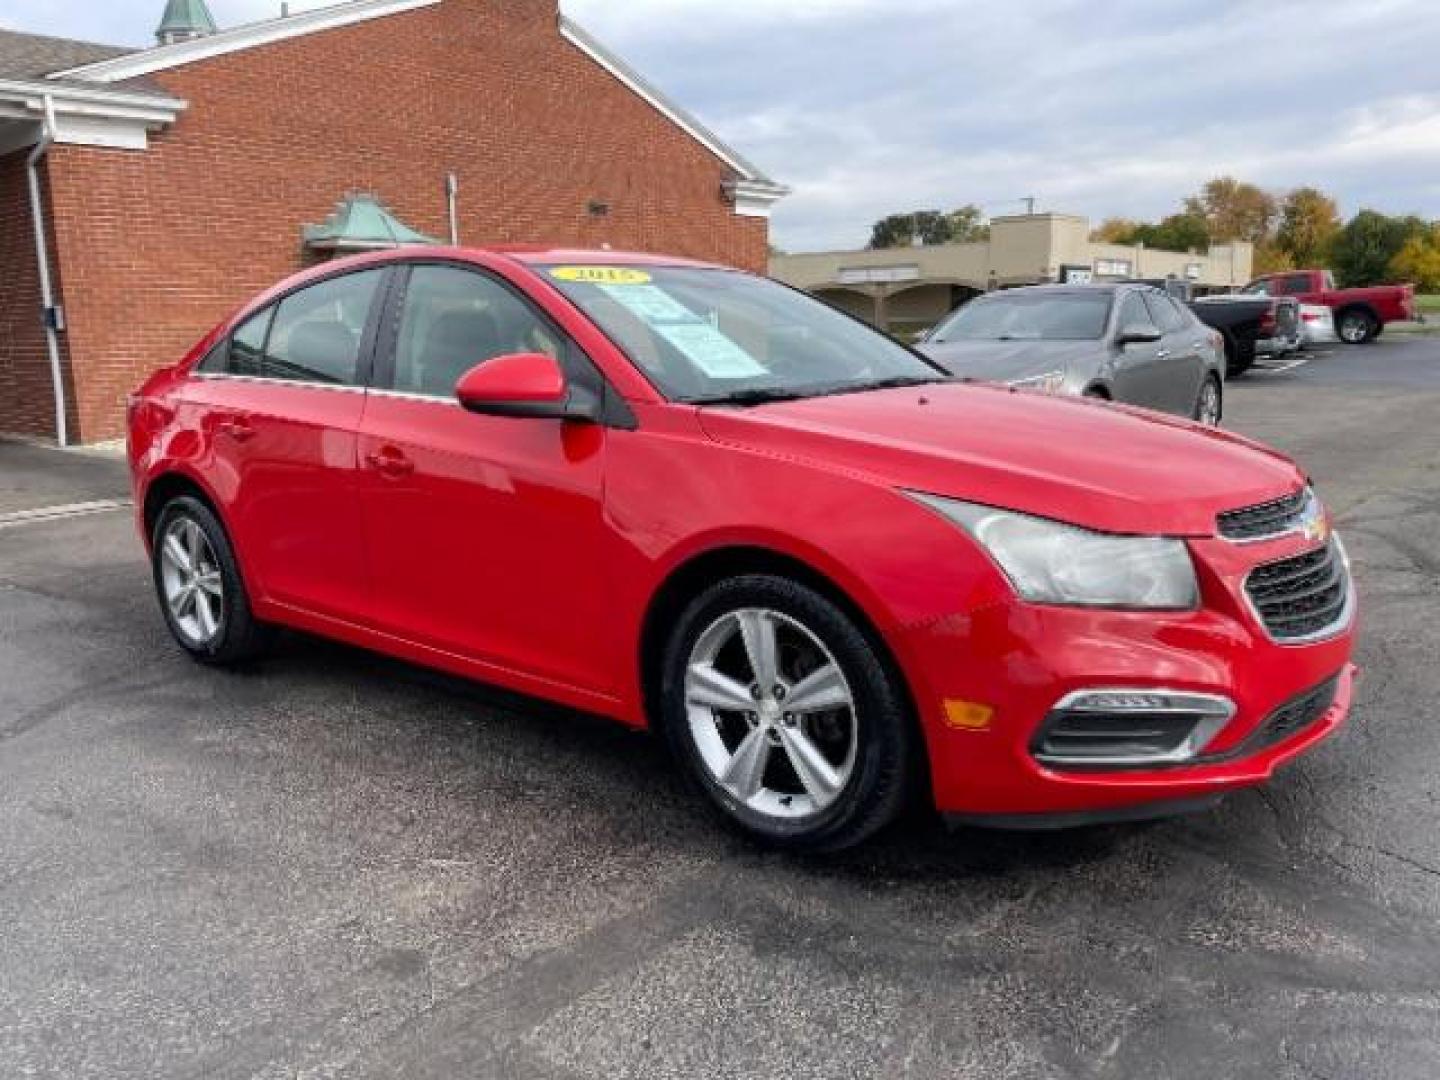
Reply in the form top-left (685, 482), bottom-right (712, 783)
top-left (895, 535), bottom-right (1357, 822)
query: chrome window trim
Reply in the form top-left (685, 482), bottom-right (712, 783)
top-left (1034, 687), bottom-right (1236, 768)
top-left (192, 372), bottom-right (464, 408)
top-left (367, 387), bottom-right (461, 407)
top-left (191, 371), bottom-right (365, 394)
top-left (1242, 534), bottom-right (1356, 647)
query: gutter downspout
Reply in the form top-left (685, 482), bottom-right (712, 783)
top-left (445, 173), bottom-right (459, 246)
top-left (26, 94), bottom-right (68, 447)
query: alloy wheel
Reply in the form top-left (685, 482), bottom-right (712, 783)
top-left (1338, 313), bottom-right (1369, 343)
top-left (684, 607), bottom-right (858, 820)
top-left (159, 516), bottom-right (224, 647)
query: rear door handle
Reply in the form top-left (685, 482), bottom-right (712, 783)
top-left (217, 417), bottom-right (256, 442)
top-left (365, 446), bottom-right (414, 479)
top-left (1155, 349), bottom-right (1171, 359)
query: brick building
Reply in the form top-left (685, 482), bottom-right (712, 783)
top-left (0, 0), bottom-right (786, 444)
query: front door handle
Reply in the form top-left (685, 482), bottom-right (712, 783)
top-left (365, 446), bottom-right (415, 479)
top-left (1155, 349), bottom-right (1171, 359)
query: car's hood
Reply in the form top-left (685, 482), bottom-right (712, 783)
top-left (696, 382), bottom-right (1303, 536)
top-left (917, 339), bottom-right (1096, 382)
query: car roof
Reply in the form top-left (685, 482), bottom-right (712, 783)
top-left (333, 244), bottom-right (728, 272)
top-left (978, 283), bottom-right (1124, 297)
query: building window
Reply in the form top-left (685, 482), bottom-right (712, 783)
top-left (1095, 258), bottom-right (1133, 278)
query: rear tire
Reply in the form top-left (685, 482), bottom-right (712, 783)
top-left (152, 496), bottom-right (273, 665)
top-left (659, 574), bottom-right (914, 852)
top-left (1336, 308), bottom-right (1378, 344)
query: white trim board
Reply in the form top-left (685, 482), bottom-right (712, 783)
top-left (49, 0), bottom-right (440, 83)
top-left (0, 79), bottom-right (185, 150)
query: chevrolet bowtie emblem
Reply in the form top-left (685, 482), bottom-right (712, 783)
top-left (1301, 510), bottom-right (1331, 545)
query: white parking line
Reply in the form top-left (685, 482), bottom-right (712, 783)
top-left (1249, 355), bottom-right (1313, 377)
top-left (0, 499), bottom-right (133, 530)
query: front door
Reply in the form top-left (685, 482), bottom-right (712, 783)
top-left (1143, 291), bottom-right (1204, 415)
top-left (1110, 291), bottom-right (1170, 410)
top-left (356, 262), bottom-right (616, 698)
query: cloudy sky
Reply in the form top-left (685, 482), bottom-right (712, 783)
top-left (8, 0), bottom-right (1440, 251)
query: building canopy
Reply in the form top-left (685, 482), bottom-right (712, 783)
top-left (302, 193), bottom-right (437, 253)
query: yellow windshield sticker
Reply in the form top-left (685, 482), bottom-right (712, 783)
top-left (549, 266), bottom-right (652, 286)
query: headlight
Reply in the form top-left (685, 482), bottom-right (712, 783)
top-left (909, 493), bottom-right (1199, 609)
top-left (1009, 370), bottom-right (1066, 393)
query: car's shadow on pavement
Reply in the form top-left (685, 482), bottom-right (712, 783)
top-left (242, 629), bottom-right (1144, 884)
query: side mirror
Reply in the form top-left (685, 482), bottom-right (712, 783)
top-left (454, 353), bottom-right (597, 422)
top-left (1116, 324), bottom-right (1163, 346)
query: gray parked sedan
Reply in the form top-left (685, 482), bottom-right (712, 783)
top-left (917, 284), bottom-right (1227, 424)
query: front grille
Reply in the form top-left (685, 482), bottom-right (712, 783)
top-left (1217, 488), bottom-right (1310, 541)
top-left (1245, 539), bottom-right (1350, 641)
top-left (1208, 676), bottom-right (1340, 760)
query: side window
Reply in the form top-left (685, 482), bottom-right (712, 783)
top-left (263, 270), bottom-right (383, 385)
top-left (1166, 297), bottom-right (1196, 330)
top-left (1242, 279), bottom-right (1272, 296)
top-left (195, 338), bottom-right (230, 374)
top-left (1282, 273), bottom-right (1313, 296)
top-left (392, 265), bottom-right (562, 397)
top-left (1143, 292), bottom-right (1185, 332)
top-left (1117, 293), bottom-right (1155, 332)
top-left (229, 306), bottom-right (273, 377)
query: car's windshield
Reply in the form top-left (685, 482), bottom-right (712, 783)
top-left (539, 264), bottom-right (945, 404)
top-left (928, 292), bottom-right (1113, 342)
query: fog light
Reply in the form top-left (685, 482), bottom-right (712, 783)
top-left (1033, 689), bottom-right (1235, 768)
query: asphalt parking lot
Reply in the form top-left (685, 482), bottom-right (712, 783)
top-left (2, 335), bottom-right (1439, 1079)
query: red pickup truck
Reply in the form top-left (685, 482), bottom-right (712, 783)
top-left (1241, 269), bottom-right (1416, 344)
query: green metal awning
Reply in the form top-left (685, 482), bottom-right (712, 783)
top-left (302, 193), bottom-right (437, 252)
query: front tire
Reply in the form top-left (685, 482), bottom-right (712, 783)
top-left (659, 575), bottom-right (914, 852)
top-left (152, 496), bottom-right (273, 665)
top-left (1193, 374), bottom-right (1223, 426)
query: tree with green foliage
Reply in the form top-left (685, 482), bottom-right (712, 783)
top-left (868, 205), bottom-right (987, 249)
top-left (1388, 225), bottom-right (1440, 292)
top-left (1276, 187), bottom-right (1341, 267)
top-left (1130, 212), bottom-right (1210, 253)
top-left (1330, 210), bottom-right (1429, 287)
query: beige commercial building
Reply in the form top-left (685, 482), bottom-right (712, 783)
top-left (770, 213), bottom-right (1254, 334)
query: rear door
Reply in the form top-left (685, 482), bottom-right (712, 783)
top-left (187, 267), bottom-right (389, 620)
top-left (355, 261), bottom-right (617, 697)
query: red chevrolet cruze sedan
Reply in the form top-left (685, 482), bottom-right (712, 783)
top-left (128, 247), bottom-right (1357, 850)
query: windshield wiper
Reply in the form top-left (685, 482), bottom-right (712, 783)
top-left (823, 374), bottom-right (951, 397)
top-left (687, 374), bottom-right (949, 408)
top-left (685, 387), bottom-right (819, 407)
